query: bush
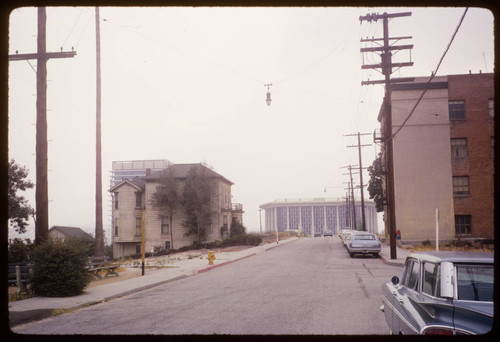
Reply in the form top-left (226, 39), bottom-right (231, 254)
top-left (220, 233), bottom-right (262, 247)
top-left (31, 239), bottom-right (91, 297)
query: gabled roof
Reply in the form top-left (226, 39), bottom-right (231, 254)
top-left (143, 163), bottom-right (233, 185)
top-left (49, 226), bottom-right (94, 241)
top-left (109, 177), bottom-right (146, 192)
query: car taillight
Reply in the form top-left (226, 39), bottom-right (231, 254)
top-left (424, 328), bottom-right (454, 335)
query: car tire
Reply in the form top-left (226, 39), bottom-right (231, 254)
top-left (373, 253), bottom-right (379, 258)
top-left (349, 252), bottom-right (354, 258)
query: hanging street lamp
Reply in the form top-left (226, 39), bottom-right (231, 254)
top-left (264, 83), bottom-right (272, 106)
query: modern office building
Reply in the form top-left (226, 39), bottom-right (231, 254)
top-left (259, 198), bottom-right (378, 236)
top-left (111, 159), bottom-right (173, 187)
top-left (378, 72), bottom-right (494, 243)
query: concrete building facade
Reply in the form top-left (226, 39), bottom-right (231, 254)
top-left (109, 163), bottom-right (243, 258)
top-left (379, 72), bottom-right (494, 243)
top-left (259, 198), bottom-right (378, 236)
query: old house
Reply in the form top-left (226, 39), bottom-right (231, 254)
top-left (48, 226), bottom-right (94, 243)
top-left (109, 163), bottom-right (243, 258)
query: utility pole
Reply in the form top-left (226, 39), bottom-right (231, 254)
top-left (342, 165), bottom-right (358, 230)
top-left (94, 6), bottom-right (104, 257)
top-left (360, 11), bottom-right (413, 259)
top-left (346, 132), bottom-right (371, 231)
top-left (9, 7), bottom-right (76, 245)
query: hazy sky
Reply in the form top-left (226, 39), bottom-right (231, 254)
top-left (8, 7), bottom-right (494, 242)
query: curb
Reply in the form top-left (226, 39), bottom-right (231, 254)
top-left (9, 239), bottom-right (297, 329)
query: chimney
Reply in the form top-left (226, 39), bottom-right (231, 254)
top-left (146, 168), bottom-right (151, 176)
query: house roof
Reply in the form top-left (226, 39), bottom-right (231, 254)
top-left (109, 177), bottom-right (145, 192)
top-left (143, 163), bottom-right (233, 185)
top-left (49, 226), bottom-right (94, 241)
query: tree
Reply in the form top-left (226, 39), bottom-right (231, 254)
top-left (151, 167), bottom-right (180, 249)
top-left (181, 165), bottom-right (217, 245)
top-left (8, 159), bottom-right (35, 234)
top-left (367, 153), bottom-right (385, 212)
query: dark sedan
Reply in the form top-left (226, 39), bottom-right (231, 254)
top-left (380, 251), bottom-right (493, 335)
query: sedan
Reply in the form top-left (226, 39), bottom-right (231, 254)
top-left (346, 232), bottom-right (381, 257)
top-left (323, 230), bottom-right (333, 237)
top-left (380, 251), bottom-right (494, 335)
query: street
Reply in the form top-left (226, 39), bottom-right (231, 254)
top-left (12, 237), bottom-right (402, 335)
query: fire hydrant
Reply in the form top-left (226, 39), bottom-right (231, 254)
top-left (207, 251), bottom-right (216, 265)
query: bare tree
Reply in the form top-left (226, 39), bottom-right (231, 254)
top-left (151, 167), bottom-right (180, 249)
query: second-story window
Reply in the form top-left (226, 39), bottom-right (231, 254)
top-left (135, 192), bottom-right (142, 208)
top-left (115, 193), bottom-right (119, 209)
top-left (135, 217), bottom-right (142, 235)
top-left (453, 176), bottom-right (470, 196)
top-left (489, 99), bottom-right (494, 119)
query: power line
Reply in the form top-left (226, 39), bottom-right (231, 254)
top-left (392, 7), bottom-right (468, 139)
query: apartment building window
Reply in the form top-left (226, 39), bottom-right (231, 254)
top-left (453, 176), bottom-right (470, 196)
top-left (161, 216), bottom-right (170, 234)
top-left (455, 215), bottom-right (471, 235)
top-left (114, 193), bottom-right (119, 209)
top-left (449, 100), bottom-right (465, 120)
top-left (451, 138), bottom-right (468, 158)
top-left (135, 217), bottom-right (142, 235)
top-left (488, 99), bottom-right (494, 119)
top-left (135, 192), bottom-right (142, 208)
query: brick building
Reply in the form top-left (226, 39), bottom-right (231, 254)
top-left (378, 72), bottom-right (494, 243)
top-left (448, 73), bottom-right (494, 238)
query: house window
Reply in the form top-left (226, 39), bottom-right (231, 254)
top-left (451, 138), bottom-right (468, 158)
top-left (455, 215), bottom-right (472, 235)
top-left (449, 100), bottom-right (465, 120)
top-left (165, 241), bottom-right (171, 250)
top-left (161, 216), bottom-right (170, 234)
top-left (453, 176), bottom-right (470, 196)
top-left (115, 193), bottom-right (119, 209)
top-left (114, 218), bottom-right (119, 236)
top-left (135, 217), bottom-right (142, 235)
top-left (136, 244), bottom-right (141, 254)
top-left (488, 99), bottom-right (494, 119)
top-left (135, 192), bottom-right (142, 208)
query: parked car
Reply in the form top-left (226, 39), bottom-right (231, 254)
top-left (340, 229), bottom-right (356, 246)
top-left (346, 232), bottom-right (381, 257)
top-left (380, 251), bottom-right (494, 335)
top-left (323, 230), bottom-right (333, 237)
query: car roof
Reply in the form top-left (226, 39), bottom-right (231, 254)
top-left (408, 251), bottom-right (493, 264)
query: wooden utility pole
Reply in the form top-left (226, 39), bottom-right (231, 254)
top-left (346, 132), bottom-right (371, 231)
top-left (9, 7), bottom-right (76, 245)
top-left (94, 6), bottom-right (104, 257)
top-left (360, 11), bottom-right (413, 259)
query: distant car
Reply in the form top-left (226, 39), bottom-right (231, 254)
top-left (323, 230), bottom-right (333, 237)
top-left (314, 232), bottom-right (322, 237)
top-left (380, 251), bottom-right (494, 335)
top-left (341, 229), bottom-right (357, 247)
top-left (346, 232), bottom-right (381, 257)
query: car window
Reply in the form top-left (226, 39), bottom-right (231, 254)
top-left (456, 265), bottom-right (494, 301)
top-left (402, 259), bottom-right (420, 290)
top-left (423, 262), bottom-right (441, 297)
top-left (353, 234), bottom-right (375, 240)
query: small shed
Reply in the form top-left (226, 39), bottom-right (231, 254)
top-left (48, 226), bottom-right (94, 242)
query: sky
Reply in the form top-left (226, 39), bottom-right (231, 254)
top-left (7, 6), bottom-right (494, 243)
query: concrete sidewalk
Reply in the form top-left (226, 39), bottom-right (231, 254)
top-left (8, 238), bottom-right (298, 328)
top-left (8, 236), bottom-right (409, 328)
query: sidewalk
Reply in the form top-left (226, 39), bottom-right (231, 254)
top-left (8, 237), bottom-right (298, 328)
top-left (379, 240), bottom-right (411, 266)
top-left (9, 236), bottom-right (409, 328)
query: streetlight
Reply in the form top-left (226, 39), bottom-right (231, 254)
top-left (265, 83), bottom-right (272, 106)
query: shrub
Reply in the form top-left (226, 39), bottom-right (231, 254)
top-left (31, 239), bottom-right (91, 297)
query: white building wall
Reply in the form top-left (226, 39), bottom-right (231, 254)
top-left (391, 82), bottom-right (455, 241)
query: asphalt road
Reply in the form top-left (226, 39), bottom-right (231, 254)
top-left (12, 237), bottom-right (402, 335)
